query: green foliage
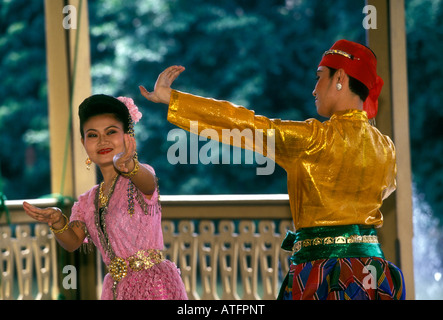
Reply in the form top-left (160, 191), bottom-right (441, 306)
top-left (0, 0), bottom-right (50, 199)
top-left (406, 0), bottom-right (443, 220)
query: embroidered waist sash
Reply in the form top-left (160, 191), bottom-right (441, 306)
top-left (107, 249), bottom-right (164, 299)
top-left (281, 225), bottom-right (385, 265)
top-left (108, 249), bottom-right (164, 282)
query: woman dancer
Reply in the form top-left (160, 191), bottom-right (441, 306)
top-left (23, 94), bottom-right (187, 300)
top-left (140, 39), bottom-right (405, 300)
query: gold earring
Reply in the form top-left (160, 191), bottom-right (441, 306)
top-left (85, 157), bottom-right (92, 170)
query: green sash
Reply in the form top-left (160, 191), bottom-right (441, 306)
top-left (281, 225), bottom-right (385, 265)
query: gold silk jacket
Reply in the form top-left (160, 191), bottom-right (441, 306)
top-left (167, 90), bottom-right (397, 230)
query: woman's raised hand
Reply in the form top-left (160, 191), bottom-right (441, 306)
top-left (113, 134), bottom-right (137, 174)
top-left (139, 65), bottom-right (185, 104)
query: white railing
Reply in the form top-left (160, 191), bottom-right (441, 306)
top-left (1, 195), bottom-right (293, 300)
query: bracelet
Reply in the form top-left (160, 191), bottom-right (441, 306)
top-left (121, 158), bottom-right (140, 178)
top-left (50, 214), bottom-right (69, 234)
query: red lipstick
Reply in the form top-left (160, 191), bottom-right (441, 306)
top-left (98, 148), bottom-right (113, 155)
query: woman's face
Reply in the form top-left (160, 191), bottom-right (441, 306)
top-left (82, 113), bottom-right (126, 168)
top-left (312, 66), bottom-right (337, 118)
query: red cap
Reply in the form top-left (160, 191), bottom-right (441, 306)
top-left (318, 39), bottom-right (383, 119)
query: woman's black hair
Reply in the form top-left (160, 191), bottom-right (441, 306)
top-left (78, 94), bottom-right (130, 138)
top-left (328, 67), bottom-right (370, 102)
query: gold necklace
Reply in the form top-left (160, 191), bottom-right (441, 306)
top-left (99, 174), bottom-right (119, 207)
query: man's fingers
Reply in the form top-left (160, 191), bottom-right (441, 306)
top-left (164, 65), bottom-right (185, 83)
top-left (139, 65), bottom-right (185, 103)
top-left (139, 85), bottom-right (150, 99)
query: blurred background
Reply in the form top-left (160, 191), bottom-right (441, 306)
top-left (0, 0), bottom-right (442, 299)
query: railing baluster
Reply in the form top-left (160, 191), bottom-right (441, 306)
top-left (238, 220), bottom-right (260, 300)
top-left (162, 220), bottom-right (178, 263)
top-left (177, 220), bottom-right (199, 300)
top-left (198, 220), bottom-right (219, 300)
top-left (12, 225), bottom-right (34, 300)
top-left (258, 220), bottom-right (280, 299)
top-left (0, 226), bottom-right (15, 300)
top-left (219, 220), bottom-right (240, 300)
top-left (33, 224), bottom-right (55, 300)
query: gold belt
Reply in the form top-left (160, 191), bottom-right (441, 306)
top-left (293, 234), bottom-right (379, 254)
top-left (108, 249), bottom-right (164, 282)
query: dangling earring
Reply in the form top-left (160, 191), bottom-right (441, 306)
top-left (336, 83), bottom-right (343, 91)
top-left (85, 157), bottom-right (92, 170)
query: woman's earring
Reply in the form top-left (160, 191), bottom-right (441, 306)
top-left (336, 83), bottom-right (343, 91)
top-left (85, 157), bottom-right (92, 170)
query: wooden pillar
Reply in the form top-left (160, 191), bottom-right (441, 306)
top-left (44, 0), bottom-right (95, 199)
top-left (44, 0), bottom-right (97, 300)
top-left (45, 0), bottom-right (73, 198)
top-left (366, 0), bottom-right (415, 299)
top-left (67, 0), bottom-right (97, 198)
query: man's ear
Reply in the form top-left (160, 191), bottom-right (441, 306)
top-left (335, 68), bottom-right (351, 89)
top-left (335, 68), bottom-right (346, 83)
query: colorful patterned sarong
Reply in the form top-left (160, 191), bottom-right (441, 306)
top-left (278, 225), bottom-right (406, 300)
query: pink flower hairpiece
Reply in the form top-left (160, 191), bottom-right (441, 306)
top-left (117, 96), bottom-right (142, 124)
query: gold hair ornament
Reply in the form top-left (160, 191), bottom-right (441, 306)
top-left (323, 49), bottom-right (360, 60)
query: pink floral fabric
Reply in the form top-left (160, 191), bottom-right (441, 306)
top-left (70, 164), bottom-right (187, 300)
top-left (101, 261), bottom-right (188, 300)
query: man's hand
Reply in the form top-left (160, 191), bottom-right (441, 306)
top-left (139, 65), bottom-right (185, 104)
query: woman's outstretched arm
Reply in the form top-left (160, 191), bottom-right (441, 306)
top-left (22, 201), bottom-right (86, 252)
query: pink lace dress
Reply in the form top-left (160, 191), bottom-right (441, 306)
top-left (70, 164), bottom-right (187, 300)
